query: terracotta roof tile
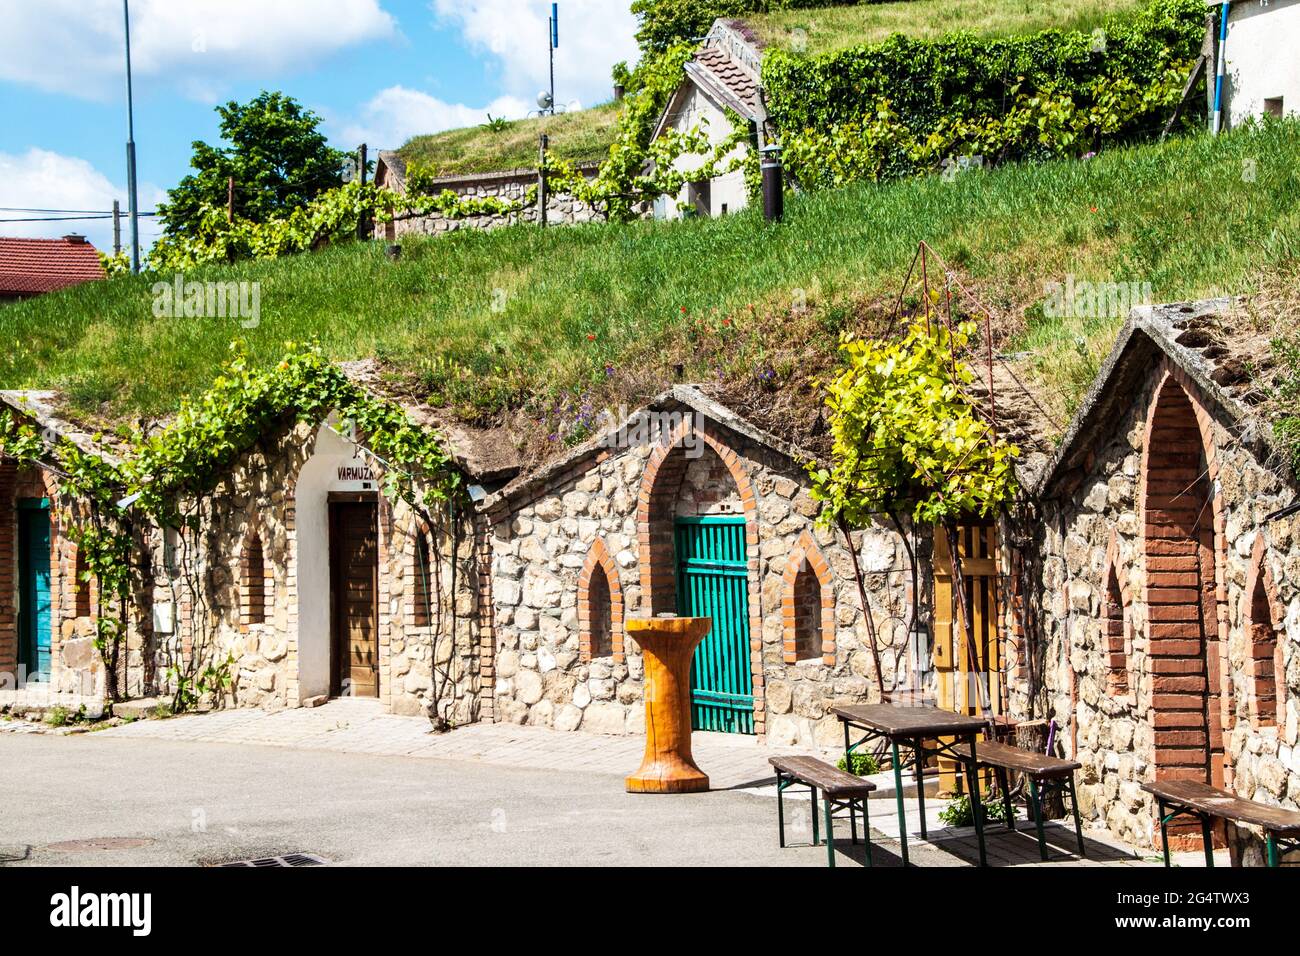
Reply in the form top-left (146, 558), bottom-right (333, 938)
top-left (0, 235), bottom-right (105, 297)
top-left (693, 47), bottom-right (760, 114)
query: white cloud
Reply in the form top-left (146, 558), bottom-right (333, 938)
top-left (430, 0), bottom-right (637, 108)
top-left (0, 0), bottom-right (396, 101)
top-left (0, 148), bottom-right (166, 253)
top-left (335, 86), bottom-right (531, 148)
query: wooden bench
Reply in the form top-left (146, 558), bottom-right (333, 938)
top-left (1141, 779), bottom-right (1300, 867)
top-left (951, 741), bottom-right (1085, 861)
top-left (770, 755), bottom-right (877, 868)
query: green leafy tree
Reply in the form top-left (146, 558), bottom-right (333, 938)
top-left (808, 320), bottom-right (1019, 703)
top-left (157, 91), bottom-right (348, 241)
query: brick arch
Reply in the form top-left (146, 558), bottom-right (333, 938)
top-left (636, 418), bottom-right (759, 614)
top-left (782, 530), bottom-right (835, 666)
top-left (634, 415), bottom-right (764, 735)
top-left (1243, 534), bottom-right (1286, 729)
top-left (578, 537), bottom-right (624, 663)
top-left (1102, 531), bottom-right (1133, 696)
top-left (1139, 367), bottom-right (1229, 793)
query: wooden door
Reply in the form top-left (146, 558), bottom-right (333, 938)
top-left (18, 499), bottom-right (52, 682)
top-left (675, 517), bottom-right (754, 735)
top-left (329, 498), bottom-right (379, 698)
top-left (934, 523), bottom-right (1003, 792)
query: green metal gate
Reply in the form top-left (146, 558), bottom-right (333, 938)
top-left (675, 516), bottom-right (754, 735)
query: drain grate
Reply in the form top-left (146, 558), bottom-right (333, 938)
top-left (218, 853), bottom-right (328, 868)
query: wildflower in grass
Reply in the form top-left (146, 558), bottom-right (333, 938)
top-left (586, 333), bottom-right (596, 341)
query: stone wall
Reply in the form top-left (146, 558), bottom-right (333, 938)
top-left (1025, 353), bottom-right (1300, 857)
top-left (377, 167), bottom-right (606, 239)
top-left (483, 399), bottom-right (912, 745)
top-left (157, 419), bottom-right (480, 721)
top-left (0, 459), bottom-right (114, 715)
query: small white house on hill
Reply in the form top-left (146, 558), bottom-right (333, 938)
top-left (1218, 0), bottom-right (1300, 127)
top-left (650, 19), bottom-right (770, 219)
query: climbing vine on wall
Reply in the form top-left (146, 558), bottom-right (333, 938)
top-left (766, 0), bottom-right (1204, 188)
top-left (807, 320), bottom-right (1019, 701)
top-left (0, 344), bottom-right (463, 710)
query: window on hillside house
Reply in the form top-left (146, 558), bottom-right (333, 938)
top-left (1249, 573), bottom-right (1280, 727)
top-left (413, 532), bottom-right (434, 628)
top-left (1103, 568), bottom-right (1127, 694)
top-left (74, 548), bottom-right (91, 618)
top-left (587, 564), bottom-right (613, 659)
top-left (793, 563), bottom-right (822, 662)
top-left (243, 534), bottom-right (266, 626)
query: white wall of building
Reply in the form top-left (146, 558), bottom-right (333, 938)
top-left (294, 420), bottom-right (381, 701)
top-left (660, 86), bottom-right (751, 220)
top-left (1224, 0), bottom-right (1300, 128)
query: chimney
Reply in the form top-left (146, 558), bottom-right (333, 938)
top-left (63, 233), bottom-right (88, 244)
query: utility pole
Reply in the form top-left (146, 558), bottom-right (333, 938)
top-left (357, 143), bottom-right (369, 240)
top-left (112, 200), bottom-right (122, 256)
top-left (548, 3), bottom-right (558, 115)
top-left (123, 0), bottom-right (141, 273)
top-left (538, 134), bottom-right (549, 227)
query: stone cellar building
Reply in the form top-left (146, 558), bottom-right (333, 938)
top-left (3, 302), bottom-right (1297, 863)
top-left (1018, 301), bottom-right (1300, 862)
top-left (477, 387), bottom-right (910, 747)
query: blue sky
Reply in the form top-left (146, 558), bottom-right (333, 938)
top-left (0, 0), bottom-right (638, 250)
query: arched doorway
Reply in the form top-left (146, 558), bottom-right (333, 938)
top-left (1142, 377), bottom-right (1225, 793)
top-left (638, 425), bottom-right (759, 734)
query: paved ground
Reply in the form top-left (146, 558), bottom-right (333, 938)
top-left (0, 702), bottom-right (1186, 867)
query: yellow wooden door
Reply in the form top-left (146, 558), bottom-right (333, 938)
top-left (933, 523), bottom-right (1003, 793)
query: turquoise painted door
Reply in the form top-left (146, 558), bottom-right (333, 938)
top-left (675, 516), bottom-right (754, 735)
top-left (18, 499), bottom-right (52, 682)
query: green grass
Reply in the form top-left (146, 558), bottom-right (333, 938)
top-left (4, 121), bottom-right (1299, 435)
top-left (751, 0), bottom-right (1146, 55)
top-left (398, 102), bottom-right (622, 176)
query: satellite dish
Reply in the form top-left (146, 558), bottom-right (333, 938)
top-left (537, 90), bottom-right (554, 110)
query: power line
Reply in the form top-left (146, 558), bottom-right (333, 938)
top-left (0, 212), bottom-right (158, 223)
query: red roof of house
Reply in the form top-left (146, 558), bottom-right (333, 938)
top-left (0, 235), bottom-right (106, 297)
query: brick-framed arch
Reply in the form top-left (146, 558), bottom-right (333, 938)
top-left (1101, 531), bottom-right (1134, 697)
top-left (1243, 534), bottom-right (1286, 730)
top-left (238, 528), bottom-right (268, 631)
top-left (578, 537), bottom-right (624, 663)
top-left (782, 530), bottom-right (835, 666)
top-left (1138, 363), bottom-right (1231, 797)
top-left (635, 415), bottom-right (765, 735)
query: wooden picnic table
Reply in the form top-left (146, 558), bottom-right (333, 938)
top-left (833, 703), bottom-right (989, 866)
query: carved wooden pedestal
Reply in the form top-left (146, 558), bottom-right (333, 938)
top-left (625, 616), bottom-right (711, 794)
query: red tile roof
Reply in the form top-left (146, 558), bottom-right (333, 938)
top-left (0, 235), bottom-right (106, 297)
top-left (693, 46), bottom-right (761, 116)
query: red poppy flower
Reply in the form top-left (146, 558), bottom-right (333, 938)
top-left (586, 334), bottom-right (596, 341)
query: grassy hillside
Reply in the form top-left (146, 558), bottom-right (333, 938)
top-left (398, 102), bottom-right (621, 176)
top-left (750, 0), bottom-right (1147, 54)
top-left (3, 122), bottom-right (1298, 447)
